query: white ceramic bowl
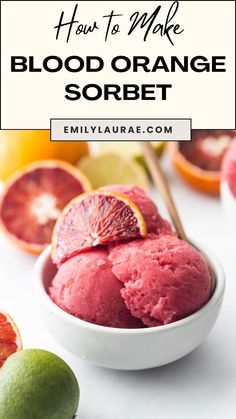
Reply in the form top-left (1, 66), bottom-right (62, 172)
top-left (34, 241), bottom-right (225, 370)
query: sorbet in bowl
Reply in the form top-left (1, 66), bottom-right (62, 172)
top-left (34, 184), bottom-right (225, 369)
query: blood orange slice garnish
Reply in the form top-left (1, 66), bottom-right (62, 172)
top-left (0, 311), bottom-right (22, 368)
top-left (0, 160), bottom-right (91, 254)
top-left (52, 191), bottom-right (147, 266)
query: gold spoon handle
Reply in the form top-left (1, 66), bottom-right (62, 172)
top-left (141, 141), bottom-right (187, 241)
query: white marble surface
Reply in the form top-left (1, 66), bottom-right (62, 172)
top-left (0, 155), bottom-right (235, 419)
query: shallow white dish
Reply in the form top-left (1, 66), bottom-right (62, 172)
top-left (34, 241), bottom-right (225, 370)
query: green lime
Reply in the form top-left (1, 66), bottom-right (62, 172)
top-left (93, 141), bottom-right (165, 169)
top-left (0, 349), bottom-right (79, 419)
top-left (77, 153), bottom-right (149, 189)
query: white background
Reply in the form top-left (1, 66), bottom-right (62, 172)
top-left (1, 1), bottom-right (235, 129)
top-left (0, 154), bottom-right (235, 419)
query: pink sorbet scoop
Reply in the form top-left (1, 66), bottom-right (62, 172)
top-left (109, 234), bottom-right (211, 327)
top-left (49, 248), bottom-right (143, 328)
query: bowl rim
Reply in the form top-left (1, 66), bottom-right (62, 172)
top-left (34, 239), bottom-right (225, 335)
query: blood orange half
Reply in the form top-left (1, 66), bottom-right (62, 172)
top-left (52, 191), bottom-right (147, 266)
top-left (0, 160), bottom-right (91, 253)
top-left (0, 311), bottom-right (22, 368)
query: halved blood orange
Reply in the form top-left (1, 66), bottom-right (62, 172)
top-left (169, 131), bottom-right (235, 195)
top-left (0, 160), bottom-right (91, 254)
top-left (52, 191), bottom-right (147, 266)
top-left (0, 311), bottom-right (22, 367)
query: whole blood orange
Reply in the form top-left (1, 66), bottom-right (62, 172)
top-left (0, 130), bottom-right (88, 181)
top-left (0, 161), bottom-right (91, 253)
top-left (0, 311), bottom-right (22, 368)
top-left (52, 191), bottom-right (147, 266)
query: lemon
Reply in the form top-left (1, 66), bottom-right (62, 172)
top-left (0, 130), bottom-right (88, 181)
top-left (77, 153), bottom-right (149, 189)
top-left (93, 141), bottom-right (165, 168)
top-left (0, 349), bottom-right (79, 419)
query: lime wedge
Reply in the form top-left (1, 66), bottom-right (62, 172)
top-left (77, 153), bottom-right (149, 190)
top-left (93, 141), bottom-right (165, 168)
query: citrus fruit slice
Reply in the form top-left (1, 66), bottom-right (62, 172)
top-left (0, 130), bottom-right (88, 181)
top-left (77, 153), bottom-right (149, 190)
top-left (91, 141), bottom-right (165, 169)
top-left (52, 191), bottom-right (147, 265)
top-left (0, 311), bottom-right (22, 368)
top-left (169, 130), bottom-right (234, 195)
top-left (0, 160), bottom-right (91, 254)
